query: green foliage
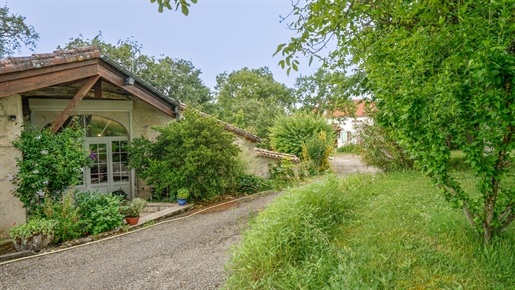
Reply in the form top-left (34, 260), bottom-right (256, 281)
top-left (269, 111), bottom-right (334, 158)
top-left (127, 109), bottom-right (243, 201)
top-left (0, 4), bottom-right (40, 58)
top-left (225, 177), bottom-right (354, 289)
top-left (302, 130), bottom-right (333, 175)
top-left (356, 118), bottom-right (414, 171)
top-left (150, 0), bottom-right (197, 15)
top-left (11, 126), bottom-right (92, 216)
top-left (9, 218), bottom-right (56, 242)
top-left (120, 198), bottom-right (148, 218)
top-left (59, 33), bottom-right (212, 108)
top-left (294, 67), bottom-right (353, 113)
top-left (236, 174), bottom-right (271, 195)
top-left (278, 0), bottom-right (515, 243)
top-left (268, 158), bottom-right (298, 187)
top-left (212, 67), bottom-right (294, 143)
top-left (336, 143), bottom-right (361, 154)
top-left (42, 193), bottom-right (85, 243)
top-left (74, 192), bottom-right (124, 235)
top-left (176, 188), bottom-right (190, 200)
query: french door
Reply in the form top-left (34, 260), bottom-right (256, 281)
top-left (80, 137), bottom-right (131, 195)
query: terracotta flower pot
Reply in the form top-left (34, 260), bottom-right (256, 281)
top-left (125, 216), bottom-right (140, 225)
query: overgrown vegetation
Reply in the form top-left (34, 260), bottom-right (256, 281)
top-left (11, 126), bottom-right (92, 215)
top-left (269, 112), bottom-right (334, 176)
top-left (74, 192), bottom-right (125, 235)
top-left (355, 117), bottom-right (414, 171)
top-left (127, 109), bottom-right (243, 201)
top-left (278, 0), bottom-right (515, 243)
top-left (225, 170), bottom-right (515, 288)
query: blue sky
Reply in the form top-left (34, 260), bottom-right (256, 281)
top-left (4, 0), bottom-right (319, 89)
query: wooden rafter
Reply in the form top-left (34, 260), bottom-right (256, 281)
top-left (98, 65), bottom-right (175, 117)
top-left (0, 63), bottom-right (99, 98)
top-left (51, 75), bottom-right (100, 133)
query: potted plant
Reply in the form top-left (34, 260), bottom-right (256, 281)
top-left (120, 198), bottom-right (148, 225)
top-left (10, 218), bottom-right (57, 252)
top-left (177, 188), bottom-right (189, 206)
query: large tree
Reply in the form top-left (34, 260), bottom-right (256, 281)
top-left (60, 34), bottom-right (212, 107)
top-left (294, 67), bottom-right (348, 113)
top-left (278, 0), bottom-right (515, 243)
top-left (213, 67), bottom-right (294, 142)
top-left (0, 5), bottom-right (39, 58)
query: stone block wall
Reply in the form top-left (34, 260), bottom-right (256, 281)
top-left (0, 95), bottom-right (26, 239)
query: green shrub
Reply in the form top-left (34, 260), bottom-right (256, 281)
top-left (268, 158), bottom-right (298, 187)
top-left (236, 174), bottom-right (272, 195)
top-left (302, 131), bottom-right (333, 175)
top-left (43, 192), bottom-right (86, 243)
top-left (127, 109), bottom-right (243, 201)
top-left (336, 143), bottom-right (362, 153)
top-left (11, 125), bottom-right (92, 215)
top-left (355, 118), bottom-right (414, 171)
top-left (269, 112), bottom-right (335, 158)
top-left (74, 192), bottom-right (124, 235)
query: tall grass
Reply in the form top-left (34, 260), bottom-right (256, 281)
top-left (224, 171), bottom-right (515, 289)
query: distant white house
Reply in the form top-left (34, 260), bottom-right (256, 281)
top-left (328, 100), bottom-right (371, 148)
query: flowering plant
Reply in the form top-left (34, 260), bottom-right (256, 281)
top-left (11, 125), bottom-right (92, 215)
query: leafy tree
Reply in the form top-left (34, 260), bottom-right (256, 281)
top-left (127, 109), bottom-right (243, 201)
top-left (0, 4), bottom-right (39, 58)
top-left (278, 0), bottom-right (515, 243)
top-left (294, 67), bottom-right (349, 113)
top-left (151, 0), bottom-right (197, 15)
top-left (60, 33), bottom-right (212, 107)
top-left (213, 67), bottom-right (294, 142)
top-left (269, 112), bottom-right (334, 164)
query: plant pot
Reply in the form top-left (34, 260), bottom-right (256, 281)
top-left (177, 199), bottom-right (187, 206)
top-left (13, 233), bottom-right (53, 252)
top-left (125, 216), bottom-right (140, 225)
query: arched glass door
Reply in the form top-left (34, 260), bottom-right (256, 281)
top-left (58, 115), bottom-right (131, 195)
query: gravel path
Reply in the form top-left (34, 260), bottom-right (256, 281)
top-left (330, 154), bottom-right (380, 177)
top-left (0, 192), bottom-right (281, 290)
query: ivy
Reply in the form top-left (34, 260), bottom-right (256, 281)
top-left (11, 125), bottom-right (92, 216)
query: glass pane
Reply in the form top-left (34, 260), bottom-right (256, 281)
top-left (98, 153), bottom-right (107, 163)
top-left (88, 116), bottom-right (128, 137)
top-left (112, 153), bottom-right (120, 162)
top-left (112, 163), bottom-right (121, 172)
top-left (121, 153), bottom-right (128, 162)
top-left (121, 174), bottom-right (129, 182)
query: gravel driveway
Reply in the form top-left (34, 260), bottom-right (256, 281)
top-left (0, 192), bottom-right (281, 290)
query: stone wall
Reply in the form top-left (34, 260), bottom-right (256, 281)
top-left (234, 137), bottom-right (280, 179)
top-left (0, 95), bottom-right (26, 239)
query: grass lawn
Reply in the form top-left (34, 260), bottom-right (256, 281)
top-left (225, 170), bottom-right (515, 289)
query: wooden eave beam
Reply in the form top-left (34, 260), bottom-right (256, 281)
top-left (51, 75), bottom-right (100, 133)
top-left (98, 65), bottom-right (176, 117)
top-left (0, 62), bottom-right (99, 98)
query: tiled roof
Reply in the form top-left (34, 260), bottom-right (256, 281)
top-left (0, 47), bottom-right (262, 143)
top-left (0, 46), bottom-right (101, 74)
top-left (332, 99), bottom-right (369, 118)
top-left (254, 148), bottom-right (301, 163)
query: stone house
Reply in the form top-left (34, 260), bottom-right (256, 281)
top-left (0, 47), bottom-right (297, 238)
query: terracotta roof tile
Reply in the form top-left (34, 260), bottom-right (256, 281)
top-left (0, 46), bottom-right (101, 73)
top-left (332, 99), bottom-right (369, 117)
top-left (254, 148), bottom-right (301, 163)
